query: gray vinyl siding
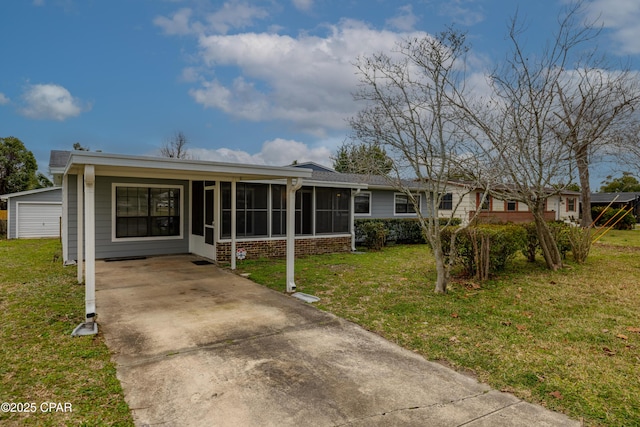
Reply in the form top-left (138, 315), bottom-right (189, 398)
top-left (363, 189), bottom-right (431, 219)
top-left (6, 188), bottom-right (62, 238)
top-left (66, 175), bottom-right (189, 260)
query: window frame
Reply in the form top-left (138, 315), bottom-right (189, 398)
top-left (566, 197), bottom-right (576, 212)
top-left (505, 200), bottom-right (518, 212)
top-left (394, 193), bottom-right (421, 216)
top-left (354, 191), bottom-right (372, 216)
top-left (220, 182), bottom-right (269, 239)
top-left (112, 183), bottom-right (184, 242)
top-left (438, 193), bottom-right (453, 211)
top-left (315, 187), bottom-right (350, 234)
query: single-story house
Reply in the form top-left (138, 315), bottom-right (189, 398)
top-left (590, 192), bottom-right (640, 221)
top-left (49, 150), bottom-right (369, 334)
top-left (299, 168), bottom-right (581, 225)
top-left (0, 187), bottom-right (63, 239)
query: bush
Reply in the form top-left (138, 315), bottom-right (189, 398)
top-left (522, 221), bottom-right (573, 262)
top-left (591, 206), bottom-right (636, 230)
top-left (359, 221), bottom-right (387, 250)
top-left (566, 226), bottom-right (592, 264)
top-left (440, 224), bottom-right (527, 280)
top-left (355, 218), bottom-right (462, 247)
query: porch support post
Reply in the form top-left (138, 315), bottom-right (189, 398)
top-left (350, 189), bottom-right (360, 252)
top-left (76, 173), bottom-right (84, 283)
top-left (286, 177), bottom-right (303, 293)
top-left (72, 164), bottom-right (97, 336)
top-left (62, 174), bottom-right (69, 263)
top-left (230, 179), bottom-right (237, 270)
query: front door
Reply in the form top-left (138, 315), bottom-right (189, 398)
top-left (191, 181), bottom-right (216, 260)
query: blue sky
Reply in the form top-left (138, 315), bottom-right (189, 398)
top-left (1, 0), bottom-right (639, 185)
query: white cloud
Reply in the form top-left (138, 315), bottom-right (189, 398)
top-left (439, 0), bottom-right (484, 26)
top-left (585, 0), bottom-right (640, 54)
top-left (292, 0), bottom-right (313, 12)
top-left (386, 5), bottom-right (419, 32)
top-left (154, 1), bottom-right (268, 36)
top-left (0, 93), bottom-right (9, 105)
top-left (20, 83), bottom-right (90, 121)
top-left (188, 20), bottom-right (427, 135)
top-left (154, 8), bottom-right (194, 35)
top-left (189, 138), bottom-right (335, 166)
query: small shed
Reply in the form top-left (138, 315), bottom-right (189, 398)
top-left (1, 187), bottom-right (63, 238)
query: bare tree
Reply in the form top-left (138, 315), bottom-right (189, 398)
top-left (350, 30), bottom-right (489, 293)
top-left (552, 62), bottom-right (640, 227)
top-left (160, 131), bottom-right (191, 159)
top-left (457, 3), bottom-right (607, 270)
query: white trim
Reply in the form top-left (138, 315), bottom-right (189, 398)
top-left (394, 192), bottom-right (421, 216)
top-left (0, 186), bottom-right (62, 200)
top-left (64, 151), bottom-right (313, 181)
top-left (110, 182), bottom-right (184, 242)
top-left (354, 191), bottom-right (372, 216)
top-left (62, 175), bottom-right (68, 262)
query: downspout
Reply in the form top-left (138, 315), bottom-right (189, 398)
top-left (286, 177), bottom-right (303, 293)
top-left (350, 188), bottom-right (361, 252)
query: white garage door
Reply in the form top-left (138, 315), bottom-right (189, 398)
top-left (17, 203), bottom-right (62, 238)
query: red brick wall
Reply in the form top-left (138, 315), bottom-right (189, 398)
top-left (216, 236), bottom-right (352, 262)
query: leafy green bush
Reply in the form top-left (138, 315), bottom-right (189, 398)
top-left (591, 206), bottom-right (636, 230)
top-left (440, 224), bottom-right (527, 280)
top-left (522, 221), bottom-right (572, 261)
top-left (359, 220), bottom-right (387, 250)
top-left (355, 218), bottom-right (462, 246)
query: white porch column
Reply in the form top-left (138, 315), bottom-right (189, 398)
top-left (84, 165), bottom-right (96, 321)
top-left (230, 180), bottom-right (237, 270)
top-left (350, 189), bottom-right (360, 252)
top-left (62, 174), bottom-right (69, 263)
top-left (286, 178), bottom-right (303, 293)
top-left (76, 174), bottom-right (84, 283)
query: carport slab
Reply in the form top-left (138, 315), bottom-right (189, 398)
top-left (96, 255), bottom-right (579, 427)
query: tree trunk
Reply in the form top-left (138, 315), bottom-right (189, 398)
top-left (431, 235), bottom-right (449, 294)
top-left (575, 144), bottom-right (592, 227)
top-left (532, 208), bottom-right (563, 271)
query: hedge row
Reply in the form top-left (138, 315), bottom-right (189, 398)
top-left (591, 206), bottom-right (636, 230)
top-left (356, 219), bottom-right (588, 279)
top-left (354, 218), bottom-right (461, 246)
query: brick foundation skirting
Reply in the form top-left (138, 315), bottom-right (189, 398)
top-left (216, 236), bottom-right (351, 262)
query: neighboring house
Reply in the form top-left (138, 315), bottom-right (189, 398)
top-left (304, 169), bottom-right (581, 225)
top-left (590, 192), bottom-right (640, 222)
top-left (464, 189), bottom-right (581, 224)
top-left (0, 187), bottom-right (63, 239)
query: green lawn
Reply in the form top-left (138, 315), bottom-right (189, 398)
top-left (238, 231), bottom-right (640, 427)
top-left (0, 239), bottom-right (133, 427)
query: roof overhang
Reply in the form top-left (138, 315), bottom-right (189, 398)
top-left (0, 186), bottom-right (62, 200)
top-left (63, 151), bottom-right (313, 181)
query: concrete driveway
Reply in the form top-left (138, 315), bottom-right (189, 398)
top-left (96, 255), bottom-right (579, 427)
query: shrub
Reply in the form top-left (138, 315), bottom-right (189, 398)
top-left (359, 220), bottom-right (387, 250)
top-left (440, 224), bottom-right (527, 280)
top-left (354, 218), bottom-right (462, 247)
top-left (566, 226), bottom-right (592, 264)
top-left (591, 206), bottom-right (636, 230)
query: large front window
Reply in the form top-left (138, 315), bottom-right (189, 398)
top-left (315, 188), bottom-right (349, 233)
top-left (115, 186), bottom-right (181, 238)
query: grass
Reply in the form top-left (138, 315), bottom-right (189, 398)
top-left (0, 239), bottom-right (133, 427)
top-left (238, 231), bottom-right (640, 427)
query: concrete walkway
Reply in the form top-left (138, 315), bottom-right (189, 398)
top-left (96, 255), bottom-right (579, 427)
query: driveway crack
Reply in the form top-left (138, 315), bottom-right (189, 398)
top-left (333, 390), bottom-right (496, 426)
